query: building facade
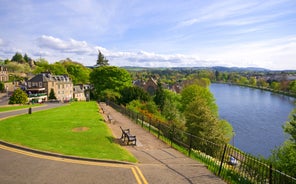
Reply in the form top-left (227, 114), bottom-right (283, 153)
top-left (0, 66), bottom-right (9, 82)
top-left (73, 84), bottom-right (86, 101)
top-left (27, 72), bottom-right (73, 102)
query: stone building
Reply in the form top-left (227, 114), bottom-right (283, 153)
top-left (26, 72), bottom-right (73, 102)
top-left (0, 66), bottom-right (9, 82)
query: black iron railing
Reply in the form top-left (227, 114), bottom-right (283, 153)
top-left (108, 101), bottom-right (296, 184)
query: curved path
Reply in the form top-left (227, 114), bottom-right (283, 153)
top-left (100, 103), bottom-right (225, 184)
top-left (0, 102), bottom-right (225, 184)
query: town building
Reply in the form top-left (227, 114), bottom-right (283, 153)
top-left (143, 77), bottom-right (158, 95)
top-left (73, 84), bottom-right (88, 101)
top-left (0, 66), bottom-right (9, 82)
top-left (26, 72), bottom-right (73, 103)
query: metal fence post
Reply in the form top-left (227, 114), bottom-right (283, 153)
top-left (141, 115), bottom-right (144, 127)
top-left (218, 144), bottom-right (227, 176)
top-left (188, 133), bottom-right (193, 157)
top-left (136, 113), bottom-right (138, 124)
top-left (149, 118), bottom-right (151, 132)
top-left (157, 122), bottom-right (160, 139)
top-left (269, 164), bottom-right (273, 184)
top-left (170, 125), bottom-right (175, 147)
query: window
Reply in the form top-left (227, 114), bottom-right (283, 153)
top-left (39, 82), bottom-right (42, 87)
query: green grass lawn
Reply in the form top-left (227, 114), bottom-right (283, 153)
top-left (0, 104), bottom-right (42, 112)
top-left (0, 101), bottom-right (137, 162)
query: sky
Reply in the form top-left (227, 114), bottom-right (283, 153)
top-left (0, 0), bottom-right (296, 70)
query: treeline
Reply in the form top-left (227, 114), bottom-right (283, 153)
top-left (128, 68), bottom-right (296, 96)
top-left (0, 52), bottom-right (91, 85)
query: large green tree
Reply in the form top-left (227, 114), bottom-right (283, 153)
top-left (180, 84), bottom-right (218, 115)
top-left (90, 66), bottom-right (132, 100)
top-left (9, 88), bottom-right (28, 104)
top-left (184, 97), bottom-right (232, 156)
top-left (270, 109), bottom-right (296, 177)
top-left (60, 59), bottom-right (90, 84)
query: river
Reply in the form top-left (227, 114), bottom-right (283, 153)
top-left (210, 83), bottom-right (295, 158)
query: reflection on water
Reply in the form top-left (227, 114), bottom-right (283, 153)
top-left (210, 83), bottom-right (295, 158)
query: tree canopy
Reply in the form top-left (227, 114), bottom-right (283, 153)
top-left (96, 50), bottom-right (109, 66)
top-left (9, 88), bottom-right (28, 105)
top-left (180, 84), bottom-right (218, 115)
top-left (270, 109), bottom-right (296, 177)
top-left (90, 66), bottom-right (132, 100)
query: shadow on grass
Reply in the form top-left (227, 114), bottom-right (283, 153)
top-left (106, 136), bottom-right (136, 147)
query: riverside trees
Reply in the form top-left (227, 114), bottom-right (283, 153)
top-left (270, 108), bottom-right (296, 177)
top-left (181, 84), bottom-right (233, 147)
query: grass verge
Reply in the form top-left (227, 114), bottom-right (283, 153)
top-left (0, 101), bottom-right (137, 162)
top-left (0, 104), bottom-right (42, 112)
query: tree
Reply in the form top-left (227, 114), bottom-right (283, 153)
top-left (162, 90), bottom-right (185, 129)
top-left (119, 86), bottom-right (150, 105)
top-left (96, 50), bottom-right (109, 66)
top-left (61, 60), bottom-right (90, 84)
top-left (90, 66), bottom-right (132, 100)
top-left (48, 88), bottom-right (57, 100)
top-left (288, 80), bottom-right (296, 94)
top-left (180, 84), bottom-right (218, 115)
top-left (184, 97), bottom-right (230, 155)
top-left (0, 82), bottom-right (5, 92)
top-left (270, 109), bottom-right (296, 177)
top-left (11, 52), bottom-right (25, 63)
top-left (154, 81), bottom-right (165, 111)
top-left (9, 88), bottom-right (28, 104)
top-left (23, 53), bottom-right (32, 63)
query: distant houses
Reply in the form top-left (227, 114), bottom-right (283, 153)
top-left (134, 77), bottom-right (182, 94)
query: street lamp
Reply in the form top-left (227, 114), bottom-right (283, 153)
top-left (232, 130), bottom-right (235, 146)
top-left (6, 86), bottom-right (8, 98)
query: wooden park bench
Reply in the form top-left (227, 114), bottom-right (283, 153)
top-left (120, 126), bottom-right (136, 145)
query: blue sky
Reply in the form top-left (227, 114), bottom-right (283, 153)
top-left (0, 0), bottom-right (295, 70)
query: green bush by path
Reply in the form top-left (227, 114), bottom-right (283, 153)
top-left (0, 101), bottom-right (137, 162)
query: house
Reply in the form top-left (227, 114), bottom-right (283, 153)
top-left (26, 72), bottom-right (73, 103)
top-left (143, 77), bottom-right (158, 95)
top-left (0, 66), bottom-right (9, 82)
top-left (73, 84), bottom-right (87, 101)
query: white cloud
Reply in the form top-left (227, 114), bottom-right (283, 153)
top-left (37, 35), bottom-right (95, 54)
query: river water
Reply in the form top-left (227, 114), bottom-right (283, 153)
top-left (210, 83), bottom-right (295, 158)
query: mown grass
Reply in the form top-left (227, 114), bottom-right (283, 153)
top-left (0, 101), bottom-right (137, 162)
top-left (0, 104), bottom-right (42, 112)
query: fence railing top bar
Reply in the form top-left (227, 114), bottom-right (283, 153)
top-left (108, 100), bottom-right (296, 183)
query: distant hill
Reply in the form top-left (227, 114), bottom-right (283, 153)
top-left (122, 66), bottom-right (270, 72)
top-left (211, 66), bottom-right (270, 72)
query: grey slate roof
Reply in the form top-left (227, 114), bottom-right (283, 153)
top-left (28, 72), bottom-right (71, 82)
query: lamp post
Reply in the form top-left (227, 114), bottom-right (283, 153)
top-left (232, 130), bottom-right (235, 147)
top-left (6, 86), bottom-right (8, 98)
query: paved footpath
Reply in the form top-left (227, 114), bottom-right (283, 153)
top-left (100, 103), bottom-right (225, 184)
